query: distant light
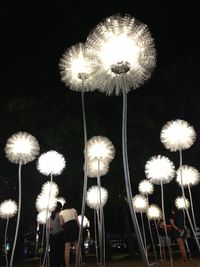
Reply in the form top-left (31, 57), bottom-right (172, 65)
top-left (176, 165), bottom-right (200, 187)
top-left (0, 200), bottom-right (18, 219)
top-left (41, 181), bottom-right (59, 197)
top-left (160, 119), bottom-right (196, 152)
top-left (35, 193), bottom-right (57, 212)
top-left (78, 215), bottom-right (90, 228)
top-left (87, 159), bottom-right (109, 178)
top-left (86, 136), bottom-right (115, 162)
top-left (145, 155), bottom-right (175, 184)
top-left (37, 210), bottom-right (50, 224)
top-left (5, 131), bottom-right (40, 164)
top-left (86, 186), bottom-right (108, 209)
top-left (138, 179), bottom-right (154, 195)
top-left (37, 150), bottom-right (66, 176)
top-left (132, 194), bottom-right (148, 213)
top-left (56, 197), bottom-right (66, 207)
top-left (86, 14), bottom-right (156, 95)
top-left (146, 204), bottom-right (162, 220)
top-left (175, 196), bottom-right (190, 210)
top-left (59, 42), bottom-right (99, 92)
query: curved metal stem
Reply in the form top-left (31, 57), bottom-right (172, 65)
top-left (140, 212), bottom-right (147, 257)
top-left (154, 219), bottom-right (163, 261)
top-left (188, 184), bottom-right (197, 231)
top-left (179, 149), bottom-right (200, 251)
top-left (4, 216), bottom-right (9, 267)
top-left (9, 162), bottom-right (22, 267)
top-left (121, 75), bottom-right (150, 267)
top-left (75, 90), bottom-right (88, 267)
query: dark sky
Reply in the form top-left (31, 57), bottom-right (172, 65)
top-left (1, 1), bottom-right (200, 242)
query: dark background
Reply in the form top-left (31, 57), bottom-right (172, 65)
top-left (0, 1), bottom-right (200, 258)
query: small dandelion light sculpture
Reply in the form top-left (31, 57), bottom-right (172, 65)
top-left (37, 210), bottom-right (50, 225)
top-left (175, 196), bottom-right (190, 210)
top-left (41, 181), bottom-right (59, 197)
top-left (59, 42), bottom-right (100, 267)
top-left (87, 159), bottom-right (109, 178)
top-left (4, 132), bottom-right (40, 267)
top-left (86, 14), bottom-right (156, 267)
top-left (145, 155), bottom-right (175, 265)
top-left (160, 120), bottom-right (200, 251)
top-left (138, 179), bottom-right (154, 196)
top-left (35, 193), bottom-right (57, 213)
top-left (0, 200), bottom-right (17, 267)
top-left (176, 165), bottom-right (200, 230)
top-left (86, 186), bottom-right (108, 210)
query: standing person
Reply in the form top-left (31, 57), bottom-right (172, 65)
top-left (169, 207), bottom-right (187, 263)
top-left (59, 202), bottom-right (80, 267)
top-left (48, 201), bottom-right (65, 267)
top-left (157, 217), bottom-right (172, 261)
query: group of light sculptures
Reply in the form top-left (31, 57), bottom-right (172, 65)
top-left (0, 13), bottom-right (199, 267)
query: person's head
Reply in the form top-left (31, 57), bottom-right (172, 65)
top-left (62, 202), bottom-right (72, 210)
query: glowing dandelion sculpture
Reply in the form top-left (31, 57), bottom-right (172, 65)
top-left (37, 150), bottom-right (65, 267)
top-left (86, 186), bottom-right (108, 265)
top-left (59, 42), bottom-right (100, 267)
top-left (87, 159), bottom-right (109, 178)
top-left (160, 119), bottom-right (200, 251)
top-left (138, 180), bottom-right (157, 261)
top-left (0, 200), bottom-right (17, 267)
top-left (86, 14), bottom-right (156, 267)
top-left (145, 155), bottom-right (175, 266)
top-left (5, 132), bottom-right (39, 267)
top-left (175, 196), bottom-right (190, 210)
top-left (176, 165), bottom-right (200, 231)
top-left (41, 181), bottom-right (59, 197)
top-left (146, 204), bottom-right (162, 260)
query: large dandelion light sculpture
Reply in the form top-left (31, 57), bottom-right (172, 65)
top-left (0, 200), bottom-right (17, 267)
top-left (4, 132), bottom-right (39, 267)
top-left (176, 165), bottom-right (200, 230)
top-left (35, 193), bottom-right (57, 213)
top-left (145, 155), bottom-right (175, 265)
top-left (86, 14), bottom-right (156, 267)
top-left (160, 120), bottom-right (200, 251)
top-left (175, 196), bottom-right (190, 210)
top-left (86, 186), bottom-right (108, 210)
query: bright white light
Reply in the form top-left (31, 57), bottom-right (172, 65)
top-left (41, 181), bottom-right (59, 197)
top-left (145, 155), bottom-right (175, 184)
top-left (56, 197), bottom-right (66, 207)
top-left (35, 193), bottom-right (57, 212)
top-left (86, 186), bottom-right (108, 209)
top-left (146, 204), bottom-right (162, 220)
top-left (59, 42), bottom-right (99, 92)
top-left (78, 215), bottom-right (90, 228)
top-left (175, 196), bottom-right (190, 210)
top-left (132, 194), bottom-right (148, 213)
top-left (5, 132), bottom-right (40, 164)
top-left (176, 165), bottom-right (200, 187)
top-left (86, 14), bottom-right (156, 95)
top-left (138, 179), bottom-right (154, 195)
top-left (37, 150), bottom-right (66, 176)
top-left (86, 136), bottom-right (115, 162)
top-left (0, 200), bottom-right (18, 219)
top-left (160, 119), bottom-right (196, 152)
top-left (37, 210), bottom-right (50, 224)
top-left (87, 159), bottom-right (109, 178)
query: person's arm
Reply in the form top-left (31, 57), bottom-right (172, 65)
top-left (59, 212), bottom-right (64, 226)
top-left (74, 210), bottom-right (80, 228)
top-left (170, 218), bottom-right (180, 232)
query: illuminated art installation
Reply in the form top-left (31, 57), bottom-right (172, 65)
top-left (176, 165), bottom-right (200, 230)
top-left (138, 180), bottom-right (157, 262)
top-left (0, 200), bottom-right (17, 267)
top-left (85, 136), bottom-right (114, 265)
top-left (37, 150), bottom-right (65, 267)
top-left (175, 196), bottom-right (190, 210)
top-left (86, 14), bottom-right (156, 267)
top-left (41, 181), bottom-right (59, 197)
top-left (5, 132), bottom-right (40, 267)
top-left (145, 155), bottom-right (175, 266)
top-left (59, 42), bottom-right (99, 267)
top-left (160, 119), bottom-right (200, 251)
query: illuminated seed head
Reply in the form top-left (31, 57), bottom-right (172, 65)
top-left (132, 194), bottom-right (148, 213)
top-left (0, 200), bottom-right (18, 219)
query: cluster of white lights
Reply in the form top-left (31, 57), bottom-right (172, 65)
top-left (176, 165), bottom-right (200, 187)
top-left (138, 179), bottom-right (154, 195)
top-left (37, 150), bottom-right (66, 176)
top-left (175, 196), bottom-right (190, 210)
top-left (5, 131), bottom-right (40, 164)
top-left (145, 155), bottom-right (175, 184)
top-left (146, 204), bottom-right (162, 220)
top-left (160, 119), bottom-right (196, 152)
top-left (0, 200), bottom-right (18, 219)
top-left (86, 186), bottom-right (108, 209)
top-left (132, 194), bottom-right (148, 213)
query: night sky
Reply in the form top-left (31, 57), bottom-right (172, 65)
top-left (1, 1), bottom-right (200, 251)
